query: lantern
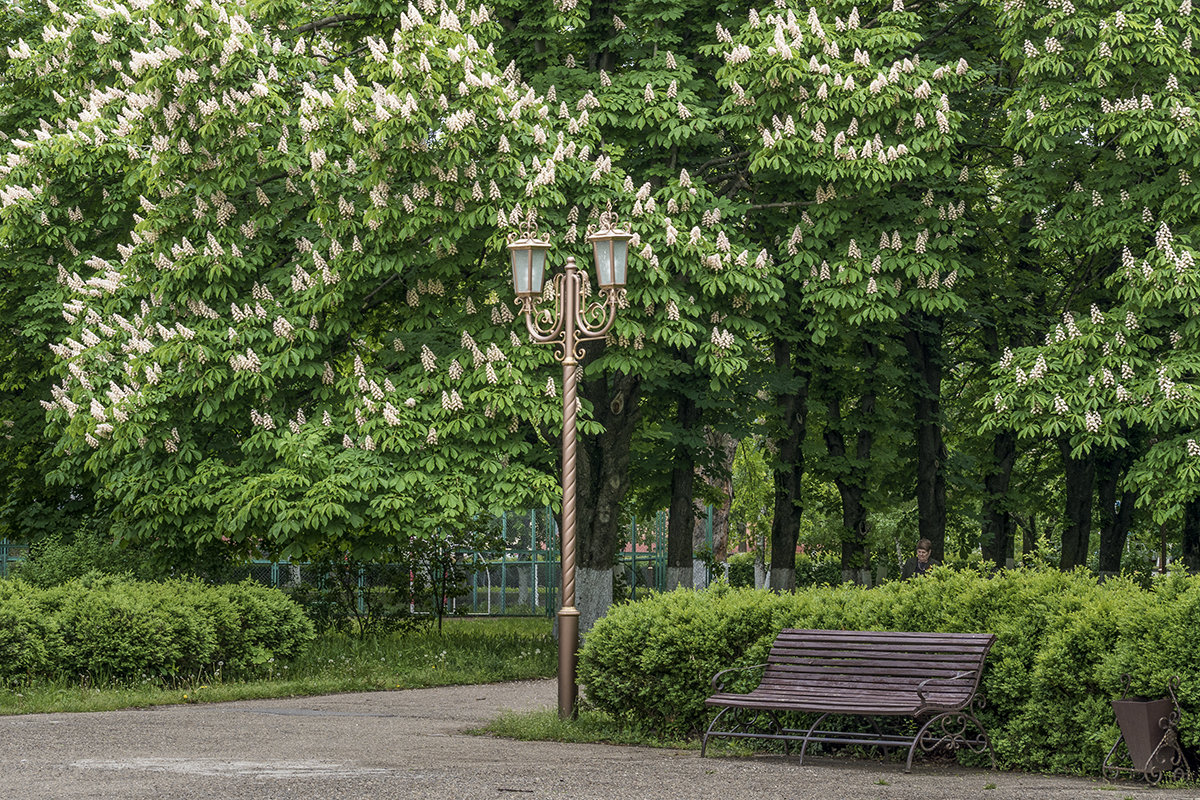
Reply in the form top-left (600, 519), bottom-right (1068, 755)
top-left (587, 227), bottom-right (634, 291)
top-left (507, 236), bottom-right (552, 297)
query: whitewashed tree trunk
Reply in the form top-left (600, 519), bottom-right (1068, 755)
top-left (665, 566), bottom-right (692, 591)
top-left (576, 566), bottom-right (614, 637)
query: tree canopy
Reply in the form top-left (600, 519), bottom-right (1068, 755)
top-left (1, 0), bottom-right (1198, 585)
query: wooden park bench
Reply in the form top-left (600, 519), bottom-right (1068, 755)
top-left (702, 629), bottom-right (997, 772)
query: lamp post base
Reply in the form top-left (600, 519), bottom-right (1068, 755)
top-left (557, 606), bottom-right (580, 720)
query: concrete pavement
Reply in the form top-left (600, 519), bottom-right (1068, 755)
top-left (0, 679), bottom-right (1195, 799)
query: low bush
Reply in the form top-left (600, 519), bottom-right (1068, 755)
top-left (0, 574), bottom-right (314, 685)
top-left (578, 566), bottom-right (1200, 775)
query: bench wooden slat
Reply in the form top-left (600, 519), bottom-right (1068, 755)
top-left (777, 633), bottom-right (993, 642)
top-left (761, 664), bottom-right (980, 681)
top-left (771, 646), bottom-right (990, 661)
top-left (771, 644), bottom-right (992, 657)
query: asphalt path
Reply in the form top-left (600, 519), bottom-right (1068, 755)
top-left (1, 679), bottom-right (1197, 799)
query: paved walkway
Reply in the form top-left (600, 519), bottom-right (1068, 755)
top-left (1, 679), bottom-right (1196, 799)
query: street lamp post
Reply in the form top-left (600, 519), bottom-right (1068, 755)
top-left (508, 221), bottom-right (632, 720)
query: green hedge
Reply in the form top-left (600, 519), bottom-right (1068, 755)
top-left (578, 567), bottom-right (1200, 774)
top-left (0, 574), bottom-right (314, 684)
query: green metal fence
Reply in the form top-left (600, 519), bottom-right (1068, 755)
top-left (0, 508), bottom-right (676, 615)
top-left (0, 539), bottom-right (26, 578)
top-left (240, 508), bottom-right (671, 616)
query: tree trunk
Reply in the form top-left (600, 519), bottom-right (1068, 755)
top-left (1183, 498), bottom-right (1200, 573)
top-left (704, 428), bottom-right (738, 563)
top-left (824, 394), bottom-right (873, 584)
top-left (1059, 441), bottom-right (1095, 570)
top-left (666, 391), bottom-right (700, 590)
top-left (822, 340), bottom-right (876, 585)
top-left (904, 312), bottom-right (947, 562)
top-left (1096, 450), bottom-right (1135, 575)
top-left (1021, 514), bottom-right (1037, 557)
top-left (770, 339), bottom-right (808, 593)
top-left (981, 431), bottom-right (1016, 567)
top-left (835, 480), bottom-right (870, 584)
top-left (575, 369), bottom-right (641, 632)
top-left (692, 505), bottom-right (710, 588)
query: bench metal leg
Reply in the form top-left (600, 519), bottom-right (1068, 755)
top-left (798, 712), bottom-right (831, 766)
top-left (908, 710), bottom-right (996, 773)
top-left (704, 708), bottom-right (798, 758)
top-left (767, 711), bottom-right (789, 756)
top-left (701, 707), bottom-right (732, 757)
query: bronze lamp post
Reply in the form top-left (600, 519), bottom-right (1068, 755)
top-left (508, 221), bottom-right (632, 719)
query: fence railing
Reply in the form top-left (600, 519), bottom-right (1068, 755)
top-left (0, 539), bottom-right (27, 579)
top-left (0, 508), bottom-right (681, 615)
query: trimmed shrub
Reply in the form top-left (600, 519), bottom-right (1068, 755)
top-left (794, 550), bottom-right (843, 588)
top-left (0, 574), bottom-right (314, 685)
top-left (215, 580), bottom-right (317, 671)
top-left (0, 589), bottom-right (58, 681)
top-left (578, 567), bottom-right (1200, 774)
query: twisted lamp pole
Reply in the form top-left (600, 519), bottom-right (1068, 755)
top-left (508, 221), bottom-right (632, 719)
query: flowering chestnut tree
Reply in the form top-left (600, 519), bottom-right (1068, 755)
top-left (703, 0), bottom-right (984, 576)
top-left (0, 0), bottom-right (767, 581)
top-left (984, 0), bottom-right (1200, 568)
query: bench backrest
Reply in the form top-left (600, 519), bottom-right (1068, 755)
top-left (763, 629), bottom-right (995, 711)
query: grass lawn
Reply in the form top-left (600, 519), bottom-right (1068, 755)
top-left (0, 616), bottom-right (556, 715)
top-left (478, 708), bottom-right (708, 750)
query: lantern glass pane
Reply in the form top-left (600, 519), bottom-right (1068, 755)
top-left (592, 239), bottom-right (614, 287)
top-left (511, 248), bottom-right (531, 295)
top-left (611, 238), bottom-right (628, 287)
top-left (530, 247), bottom-right (547, 294)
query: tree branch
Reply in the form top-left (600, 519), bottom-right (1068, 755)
top-left (698, 151), bottom-right (750, 172)
top-left (291, 14), bottom-right (374, 35)
top-left (361, 274), bottom-right (401, 310)
top-left (746, 199), bottom-right (819, 211)
top-left (913, 3), bottom-right (979, 55)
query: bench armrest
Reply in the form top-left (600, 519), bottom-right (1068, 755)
top-left (916, 670), bottom-right (978, 705)
top-left (710, 663), bottom-right (767, 693)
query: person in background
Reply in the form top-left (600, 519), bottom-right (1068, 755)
top-left (902, 538), bottom-right (938, 579)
